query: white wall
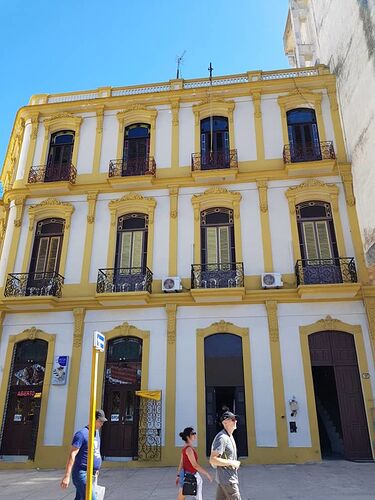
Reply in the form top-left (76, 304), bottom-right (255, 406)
top-left (64, 196), bottom-right (87, 284)
top-left (262, 95), bottom-right (284, 159)
top-left (233, 98), bottom-right (257, 161)
top-left (100, 112), bottom-right (118, 173)
top-left (179, 105), bottom-right (195, 167)
top-left (76, 114), bottom-right (95, 174)
top-left (0, 203), bottom-right (16, 286)
top-left (15, 121), bottom-right (30, 181)
top-left (33, 123), bottom-right (44, 166)
top-left (155, 106), bottom-right (172, 168)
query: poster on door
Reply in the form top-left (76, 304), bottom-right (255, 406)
top-left (52, 356), bottom-right (69, 385)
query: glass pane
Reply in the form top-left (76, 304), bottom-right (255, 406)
top-left (287, 108), bottom-right (317, 125)
top-left (302, 221), bottom-right (319, 260)
top-left (205, 333), bottom-right (242, 358)
top-left (125, 124), bottom-right (150, 138)
top-left (14, 340), bottom-right (48, 364)
top-left (112, 391), bottom-right (121, 413)
top-left (107, 337), bottom-right (142, 362)
top-left (125, 391), bottom-right (135, 421)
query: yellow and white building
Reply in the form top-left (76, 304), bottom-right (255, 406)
top-left (0, 65), bottom-right (374, 469)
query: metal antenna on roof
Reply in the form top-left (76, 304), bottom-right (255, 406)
top-left (208, 62), bottom-right (214, 155)
top-left (176, 51), bottom-right (186, 79)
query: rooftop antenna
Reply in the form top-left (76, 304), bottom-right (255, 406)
top-left (208, 62), bottom-right (214, 155)
top-left (176, 50), bottom-right (186, 79)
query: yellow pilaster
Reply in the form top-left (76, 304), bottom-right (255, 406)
top-left (80, 191), bottom-right (99, 285)
top-left (340, 164), bottom-right (368, 283)
top-left (252, 92), bottom-right (265, 161)
top-left (165, 303), bottom-right (178, 463)
top-left (93, 107), bottom-right (104, 174)
top-left (168, 187), bottom-right (179, 276)
top-left (257, 180), bottom-right (273, 272)
top-left (170, 99), bottom-right (180, 169)
top-left (22, 112), bottom-right (39, 183)
top-left (0, 311), bottom-right (5, 345)
top-left (4, 196), bottom-right (26, 278)
top-left (265, 300), bottom-right (288, 449)
top-left (363, 296), bottom-right (375, 363)
top-left (327, 86), bottom-right (347, 162)
top-left (63, 308), bottom-right (86, 446)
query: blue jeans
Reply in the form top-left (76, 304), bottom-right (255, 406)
top-left (72, 467), bottom-right (97, 500)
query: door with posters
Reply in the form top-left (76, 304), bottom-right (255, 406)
top-left (101, 337), bottom-right (142, 458)
top-left (0, 340), bottom-right (47, 458)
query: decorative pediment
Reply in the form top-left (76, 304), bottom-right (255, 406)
top-left (193, 99), bottom-right (235, 124)
top-left (192, 187), bottom-right (241, 219)
top-left (116, 106), bottom-right (158, 132)
top-left (43, 113), bottom-right (82, 134)
top-left (285, 178), bottom-right (339, 213)
top-left (108, 193), bottom-right (156, 225)
top-left (28, 198), bottom-right (74, 230)
top-left (277, 90), bottom-right (323, 111)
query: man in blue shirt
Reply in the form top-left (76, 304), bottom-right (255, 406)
top-left (61, 409), bottom-right (107, 499)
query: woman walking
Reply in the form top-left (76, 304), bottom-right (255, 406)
top-left (176, 427), bottom-right (212, 500)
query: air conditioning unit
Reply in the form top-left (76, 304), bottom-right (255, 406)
top-left (261, 273), bottom-right (283, 289)
top-left (162, 276), bottom-right (182, 292)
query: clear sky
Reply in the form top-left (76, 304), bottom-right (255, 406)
top-left (0, 0), bottom-right (289, 167)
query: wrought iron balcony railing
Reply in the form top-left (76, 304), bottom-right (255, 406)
top-left (28, 163), bottom-right (77, 183)
top-left (191, 149), bottom-right (238, 171)
top-left (191, 262), bottom-right (244, 289)
top-left (96, 267), bottom-right (153, 293)
top-left (283, 141), bottom-right (335, 164)
top-left (295, 258), bottom-right (357, 286)
top-left (108, 157), bottom-right (156, 178)
top-left (4, 272), bottom-right (64, 298)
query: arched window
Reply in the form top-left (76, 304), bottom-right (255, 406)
top-left (115, 213), bottom-right (148, 270)
top-left (201, 208), bottom-right (235, 265)
top-left (200, 116), bottom-right (229, 169)
top-left (46, 131), bottom-right (75, 181)
top-left (287, 108), bottom-right (321, 162)
top-left (123, 124), bottom-right (150, 176)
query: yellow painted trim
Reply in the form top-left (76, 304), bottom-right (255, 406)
top-left (21, 198), bottom-right (74, 277)
top-left (257, 180), bottom-right (273, 272)
top-left (63, 308), bottom-right (85, 446)
top-left (168, 187), bottom-right (179, 276)
top-left (107, 192), bottom-right (157, 271)
top-left (22, 113), bottom-right (39, 184)
top-left (3, 196), bottom-right (26, 278)
top-left (196, 320), bottom-right (256, 458)
top-left (170, 100), bottom-right (180, 168)
top-left (285, 178), bottom-right (346, 263)
top-left (164, 304), bottom-right (177, 461)
top-left (265, 301), bottom-right (288, 449)
top-left (252, 92), bottom-right (265, 161)
top-left (300, 316), bottom-right (375, 459)
top-left (192, 99), bottom-right (235, 153)
top-left (0, 327), bottom-right (56, 462)
top-left (93, 107), bottom-right (104, 174)
top-left (327, 86), bottom-right (347, 162)
top-left (39, 113), bottom-right (82, 168)
top-left (80, 191), bottom-right (98, 284)
top-left (363, 296), bottom-right (375, 363)
top-left (277, 91), bottom-right (326, 145)
top-left (96, 322), bottom-right (150, 405)
top-left (116, 107), bottom-right (158, 160)
top-left (191, 186), bottom-right (242, 264)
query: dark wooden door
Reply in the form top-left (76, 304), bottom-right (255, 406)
top-left (205, 386), bottom-right (217, 456)
top-left (102, 385), bottom-right (138, 457)
top-left (309, 331), bottom-right (372, 460)
top-left (234, 387), bottom-right (248, 457)
top-left (0, 391), bottom-right (42, 457)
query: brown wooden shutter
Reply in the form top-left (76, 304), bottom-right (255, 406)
top-left (206, 227), bottom-right (218, 264)
top-left (45, 237), bottom-right (60, 273)
top-left (302, 221), bottom-right (319, 260)
top-left (218, 226), bottom-right (230, 263)
top-left (316, 221), bottom-right (332, 259)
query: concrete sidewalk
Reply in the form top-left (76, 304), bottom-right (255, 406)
top-left (0, 461), bottom-right (374, 499)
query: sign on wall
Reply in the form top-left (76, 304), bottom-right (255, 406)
top-left (52, 356), bottom-right (69, 385)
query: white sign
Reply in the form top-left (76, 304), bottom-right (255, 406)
top-left (52, 356), bottom-right (69, 385)
top-left (94, 331), bottom-right (105, 352)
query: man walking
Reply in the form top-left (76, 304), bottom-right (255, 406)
top-left (61, 409), bottom-right (107, 499)
top-left (210, 410), bottom-right (242, 500)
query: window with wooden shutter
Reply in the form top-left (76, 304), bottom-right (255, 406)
top-left (29, 218), bottom-right (64, 280)
top-left (218, 226), bottom-right (230, 263)
top-left (200, 208), bottom-right (235, 266)
top-left (116, 214), bottom-right (148, 272)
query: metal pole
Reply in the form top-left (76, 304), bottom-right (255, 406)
top-left (85, 347), bottom-right (99, 500)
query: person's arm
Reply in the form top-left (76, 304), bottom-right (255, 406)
top-left (186, 447), bottom-right (212, 481)
top-left (60, 446), bottom-right (80, 489)
top-left (209, 450), bottom-right (240, 469)
top-left (175, 453), bottom-right (183, 486)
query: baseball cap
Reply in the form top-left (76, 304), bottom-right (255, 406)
top-left (220, 411), bottom-right (238, 423)
top-left (95, 409), bottom-right (108, 422)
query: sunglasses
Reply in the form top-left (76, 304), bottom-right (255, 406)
top-left (191, 431), bottom-right (197, 435)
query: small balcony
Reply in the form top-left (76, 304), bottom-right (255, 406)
top-left (4, 272), bottom-right (64, 298)
top-left (295, 258), bottom-right (360, 299)
top-left (108, 157), bottom-right (156, 188)
top-left (96, 267), bottom-right (153, 305)
top-left (283, 141), bottom-right (336, 176)
top-left (28, 163), bottom-right (77, 184)
top-left (191, 150), bottom-right (238, 181)
top-left (191, 262), bottom-right (245, 302)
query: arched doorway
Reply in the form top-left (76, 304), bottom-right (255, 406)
top-left (204, 333), bottom-right (248, 456)
top-left (309, 331), bottom-right (372, 460)
top-left (101, 336), bottom-right (142, 458)
top-left (0, 339), bottom-right (48, 459)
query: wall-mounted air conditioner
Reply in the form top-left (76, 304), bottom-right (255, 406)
top-left (261, 273), bottom-right (283, 289)
top-left (162, 277), bottom-right (182, 292)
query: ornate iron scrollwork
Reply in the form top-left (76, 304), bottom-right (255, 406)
top-left (283, 141), bottom-right (335, 164)
top-left (137, 396), bottom-right (162, 461)
top-left (191, 262), bottom-right (244, 289)
top-left (28, 163), bottom-right (77, 183)
top-left (4, 272), bottom-right (64, 298)
top-left (108, 157), bottom-right (156, 178)
top-left (295, 257), bottom-right (357, 286)
top-left (97, 267), bottom-right (153, 293)
top-left (191, 149), bottom-right (238, 171)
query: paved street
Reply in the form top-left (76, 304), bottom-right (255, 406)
top-left (0, 461), bottom-right (374, 499)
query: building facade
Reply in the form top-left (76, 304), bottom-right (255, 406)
top-left (284, 0), bottom-right (375, 279)
top-left (0, 66), bottom-right (374, 469)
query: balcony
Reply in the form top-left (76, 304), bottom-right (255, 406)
top-left (295, 258), bottom-right (360, 299)
top-left (191, 150), bottom-right (238, 182)
top-left (27, 163), bottom-right (77, 194)
top-left (191, 262), bottom-right (245, 302)
top-left (96, 267), bottom-right (153, 305)
top-left (4, 272), bottom-right (64, 309)
top-left (108, 157), bottom-right (156, 188)
top-left (283, 141), bottom-right (336, 176)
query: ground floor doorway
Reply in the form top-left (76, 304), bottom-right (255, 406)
top-left (309, 331), bottom-right (372, 461)
top-left (204, 333), bottom-right (248, 457)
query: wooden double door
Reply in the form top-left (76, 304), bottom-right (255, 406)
top-left (0, 390), bottom-right (42, 457)
top-left (309, 331), bottom-right (372, 460)
top-left (101, 385), bottom-right (139, 458)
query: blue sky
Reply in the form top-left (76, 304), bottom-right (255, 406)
top-left (0, 0), bottom-right (289, 166)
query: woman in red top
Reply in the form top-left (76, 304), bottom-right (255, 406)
top-left (176, 426), bottom-right (212, 500)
